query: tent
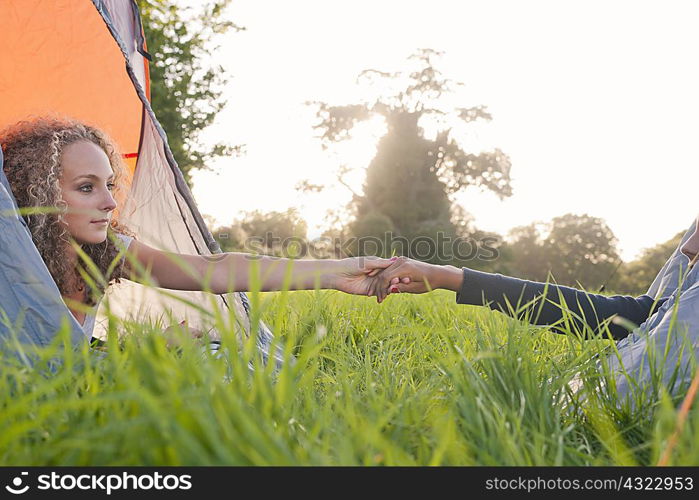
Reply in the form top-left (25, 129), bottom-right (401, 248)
top-left (0, 0), bottom-right (281, 365)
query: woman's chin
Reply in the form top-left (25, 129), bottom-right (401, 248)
top-left (75, 231), bottom-right (108, 245)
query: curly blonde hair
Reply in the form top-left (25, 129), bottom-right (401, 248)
top-left (1, 116), bottom-right (134, 306)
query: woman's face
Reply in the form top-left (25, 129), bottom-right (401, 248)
top-left (58, 140), bottom-right (117, 245)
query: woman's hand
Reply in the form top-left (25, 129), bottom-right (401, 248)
top-left (329, 256), bottom-right (395, 296)
top-left (370, 257), bottom-right (463, 303)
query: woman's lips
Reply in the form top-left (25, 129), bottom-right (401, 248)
top-left (91, 219), bottom-right (109, 224)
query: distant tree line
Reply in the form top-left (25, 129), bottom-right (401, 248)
top-left (212, 207), bottom-right (684, 296)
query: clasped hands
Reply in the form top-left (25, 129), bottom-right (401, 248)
top-left (334, 255), bottom-right (463, 303)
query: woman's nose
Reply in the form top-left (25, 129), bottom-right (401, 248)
top-left (102, 190), bottom-right (117, 212)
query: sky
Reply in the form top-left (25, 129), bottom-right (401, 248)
top-left (191, 0), bottom-right (699, 261)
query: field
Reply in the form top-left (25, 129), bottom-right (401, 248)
top-left (0, 289), bottom-right (697, 466)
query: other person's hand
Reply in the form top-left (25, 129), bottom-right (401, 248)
top-left (370, 257), bottom-right (463, 303)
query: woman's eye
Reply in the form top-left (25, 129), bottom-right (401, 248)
top-left (107, 183), bottom-right (116, 191)
top-left (79, 184), bottom-right (93, 193)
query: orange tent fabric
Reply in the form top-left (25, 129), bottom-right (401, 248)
top-left (0, 0), bottom-right (147, 176)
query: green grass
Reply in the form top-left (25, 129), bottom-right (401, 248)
top-left (0, 289), bottom-right (697, 465)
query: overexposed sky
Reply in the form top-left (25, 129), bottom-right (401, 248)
top-left (191, 0), bottom-right (699, 261)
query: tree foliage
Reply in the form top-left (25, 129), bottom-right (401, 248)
top-left (138, 0), bottom-right (243, 186)
top-left (213, 209), bottom-right (308, 256)
top-left (309, 50), bottom-right (512, 262)
top-left (506, 213), bottom-right (621, 290)
top-left (608, 231), bottom-right (685, 295)
top-left (504, 223), bottom-right (550, 279)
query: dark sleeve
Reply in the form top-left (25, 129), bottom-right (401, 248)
top-left (455, 268), bottom-right (667, 340)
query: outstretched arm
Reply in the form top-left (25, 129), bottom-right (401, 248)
top-left (122, 239), bottom-right (392, 295)
top-left (452, 267), bottom-right (666, 340)
top-left (373, 257), bottom-right (666, 340)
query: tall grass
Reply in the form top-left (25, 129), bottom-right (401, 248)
top-left (1, 286), bottom-right (697, 466)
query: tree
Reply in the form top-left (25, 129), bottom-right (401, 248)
top-left (505, 223), bottom-right (550, 280)
top-left (138, 0), bottom-right (243, 186)
top-left (505, 213), bottom-right (621, 290)
top-left (543, 214), bottom-right (620, 290)
top-left (211, 222), bottom-right (246, 253)
top-left (213, 209), bottom-right (308, 257)
top-left (608, 231), bottom-right (685, 295)
top-left (309, 49), bottom-right (512, 262)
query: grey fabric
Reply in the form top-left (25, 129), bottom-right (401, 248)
top-left (94, 0), bottom-right (148, 90)
top-left (0, 166), bottom-right (86, 352)
top-left (608, 216), bottom-right (699, 401)
top-left (569, 216), bottom-right (699, 405)
top-left (0, 148), bottom-right (29, 236)
top-left (609, 264), bottom-right (698, 401)
top-left (646, 217), bottom-right (699, 299)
